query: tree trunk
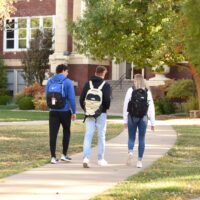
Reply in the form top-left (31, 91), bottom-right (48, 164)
top-left (189, 64), bottom-right (200, 110)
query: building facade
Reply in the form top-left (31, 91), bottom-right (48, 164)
top-left (0, 0), bottom-right (192, 96)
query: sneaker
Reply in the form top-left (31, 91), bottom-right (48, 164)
top-left (136, 160), bottom-right (143, 168)
top-left (83, 157), bottom-right (90, 168)
top-left (60, 154), bottom-right (72, 162)
top-left (51, 157), bottom-right (58, 164)
top-left (126, 153), bottom-right (133, 166)
top-left (98, 159), bottom-right (108, 166)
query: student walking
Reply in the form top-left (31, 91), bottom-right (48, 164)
top-left (80, 66), bottom-right (111, 168)
top-left (46, 64), bottom-right (76, 164)
top-left (123, 74), bottom-right (155, 168)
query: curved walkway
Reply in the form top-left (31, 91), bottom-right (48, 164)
top-left (0, 122), bottom-right (177, 200)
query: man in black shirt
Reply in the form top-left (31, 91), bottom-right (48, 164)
top-left (80, 66), bottom-right (111, 168)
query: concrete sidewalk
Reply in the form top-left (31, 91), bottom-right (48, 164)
top-left (0, 124), bottom-right (177, 200)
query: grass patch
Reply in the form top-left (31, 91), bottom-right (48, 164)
top-left (0, 104), bottom-right (18, 110)
top-left (0, 110), bottom-right (122, 122)
top-left (92, 125), bottom-right (200, 200)
top-left (0, 110), bottom-right (49, 121)
top-left (0, 122), bottom-right (123, 179)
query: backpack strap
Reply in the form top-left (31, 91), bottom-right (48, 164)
top-left (98, 81), bottom-right (106, 90)
top-left (89, 81), bottom-right (94, 89)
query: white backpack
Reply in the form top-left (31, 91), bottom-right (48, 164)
top-left (84, 80), bottom-right (106, 118)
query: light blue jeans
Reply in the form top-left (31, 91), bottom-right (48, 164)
top-left (83, 113), bottom-right (107, 160)
top-left (128, 114), bottom-right (148, 160)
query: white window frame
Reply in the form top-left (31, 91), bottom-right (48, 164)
top-left (3, 15), bottom-right (55, 52)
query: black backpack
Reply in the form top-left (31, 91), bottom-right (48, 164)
top-left (46, 79), bottom-right (66, 109)
top-left (127, 88), bottom-right (149, 118)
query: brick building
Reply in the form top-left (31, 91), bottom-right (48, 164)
top-left (0, 0), bottom-right (192, 96)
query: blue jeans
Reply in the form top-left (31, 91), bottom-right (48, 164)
top-left (83, 113), bottom-right (107, 160)
top-left (128, 114), bottom-right (148, 160)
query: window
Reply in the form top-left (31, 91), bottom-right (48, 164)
top-left (6, 19), bottom-right (15, 49)
top-left (18, 18), bottom-right (27, 49)
top-left (4, 16), bottom-right (55, 51)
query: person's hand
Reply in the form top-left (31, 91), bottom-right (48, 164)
top-left (124, 123), bottom-right (128, 129)
top-left (151, 126), bottom-right (155, 132)
top-left (71, 114), bottom-right (76, 121)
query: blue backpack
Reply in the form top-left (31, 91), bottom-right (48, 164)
top-left (46, 79), bottom-right (66, 109)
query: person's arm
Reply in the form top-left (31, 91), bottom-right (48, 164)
top-left (102, 83), bottom-right (111, 110)
top-left (123, 88), bottom-right (132, 128)
top-left (79, 82), bottom-right (89, 111)
top-left (147, 90), bottom-right (155, 131)
top-left (66, 80), bottom-right (76, 115)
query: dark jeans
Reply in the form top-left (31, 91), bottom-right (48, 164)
top-left (49, 110), bottom-right (71, 158)
top-left (127, 114), bottom-right (148, 160)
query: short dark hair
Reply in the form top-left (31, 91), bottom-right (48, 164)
top-left (56, 64), bottom-right (69, 74)
top-left (95, 65), bottom-right (107, 75)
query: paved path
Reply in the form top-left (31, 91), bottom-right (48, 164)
top-left (0, 122), bottom-right (177, 200)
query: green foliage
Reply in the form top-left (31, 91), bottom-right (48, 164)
top-left (184, 0), bottom-right (200, 74)
top-left (166, 79), bottom-right (195, 100)
top-left (183, 96), bottom-right (199, 113)
top-left (0, 56), bottom-right (7, 95)
top-left (21, 30), bottom-right (54, 85)
top-left (0, 95), bottom-right (12, 105)
top-left (18, 96), bottom-right (34, 110)
top-left (15, 92), bottom-right (26, 105)
top-left (70, 0), bottom-right (183, 67)
top-left (155, 97), bottom-right (175, 114)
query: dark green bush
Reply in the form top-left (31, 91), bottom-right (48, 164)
top-left (0, 95), bottom-right (12, 105)
top-left (155, 97), bottom-right (176, 114)
top-left (15, 92), bottom-right (26, 105)
top-left (18, 96), bottom-right (34, 110)
top-left (167, 79), bottom-right (195, 101)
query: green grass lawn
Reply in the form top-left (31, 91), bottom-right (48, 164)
top-left (92, 125), bottom-right (200, 200)
top-left (0, 110), bottom-right (122, 121)
top-left (0, 122), bottom-right (123, 179)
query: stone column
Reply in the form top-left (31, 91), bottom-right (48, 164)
top-left (49, 0), bottom-right (68, 73)
top-left (112, 61), bottom-right (120, 80)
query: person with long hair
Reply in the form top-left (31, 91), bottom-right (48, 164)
top-left (123, 74), bottom-right (155, 168)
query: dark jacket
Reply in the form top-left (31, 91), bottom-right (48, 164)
top-left (79, 76), bottom-right (111, 113)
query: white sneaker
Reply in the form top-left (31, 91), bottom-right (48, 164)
top-left (60, 154), bottom-right (71, 162)
top-left (83, 157), bottom-right (90, 168)
top-left (126, 153), bottom-right (133, 166)
top-left (51, 157), bottom-right (58, 164)
top-left (136, 160), bottom-right (143, 168)
top-left (98, 159), bottom-right (108, 166)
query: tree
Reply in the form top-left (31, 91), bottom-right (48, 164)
top-left (21, 30), bottom-right (54, 85)
top-left (70, 0), bottom-right (182, 68)
top-left (0, 56), bottom-right (7, 95)
top-left (0, 0), bottom-right (17, 28)
top-left (183, 0), bottom-right (200, 109)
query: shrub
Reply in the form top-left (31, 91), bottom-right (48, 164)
top-left (155, 97), bottom-right (176, 114)
top-left (23, 83), bottom-right (45, 97)
top-left (155, 102), bottom-right (163, 115)
top-left (33, 93), bottom-right (48, 111)
top-left (18, 96), bottom-right (34, 110)
top-left (166, 79), bottom-right (195, 101)
top-left (16, 83), bottom-right (45, 110)
top-left (15, 92), bottom-right (26, 105)
top-left (0, 95), bottom-right (12, 105)
top-left (183, 96), bottom-right (199, 114)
